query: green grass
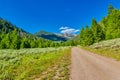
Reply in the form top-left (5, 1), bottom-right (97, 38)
top-left (90, 38), bottom-right (120, 49)
top-left (82, 47), bottom-right (120, 61)
top-left (36, 49), bottom-right (71, 80)
top-left (0, 47), bottom-right (71, 80)
top-left (79, 38), bottom-right (120, 61)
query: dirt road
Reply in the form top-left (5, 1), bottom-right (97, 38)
top-left (70, 47), bottom-right (120, 80)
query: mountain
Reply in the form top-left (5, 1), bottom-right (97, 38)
top-left (0, 18), bottom-right (57, 49)
top-left (0, 18), bottom-right (77, 41)
top-left (0, 18), bottom-right (30, 37)
top-left (34, 31), bottom-right (68, 41)
top-left (58, 33), bottom-right (78, 39)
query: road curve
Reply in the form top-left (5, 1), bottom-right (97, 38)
top-left (70, 47), bottom-right (120, 80)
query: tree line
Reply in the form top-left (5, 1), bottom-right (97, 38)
top-left (1, 5), bottom-right (119, 49)
top-left (0, 28), bottom-right (76, 49)
top-left (0, 17), bottom-right (78, 49)
top-left (78, 5), bottom-right (120, 46)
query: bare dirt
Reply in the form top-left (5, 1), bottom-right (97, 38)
top-left (70, 47), bottom-right (120, 80)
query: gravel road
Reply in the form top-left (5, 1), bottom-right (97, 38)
top-left (70, 47), bottom-right (120, 80)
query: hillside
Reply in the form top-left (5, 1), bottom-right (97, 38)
top-left (0, 17), bottom-right (77, 49)
top-left (90, 38), bottom-right (120, 49)
top-left (82, 38), bottom-right (120, 61)
top-left (34, 31), bottom-right (68, 41)
top-left (0, 18), bottom-right (30, 37)
top-left (58, 33), bottom-right (78, 40)
top-left (0, 18), bottom-right (60, 49)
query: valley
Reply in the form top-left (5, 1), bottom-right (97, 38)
top-left (0, 1), bottom-right (120, 80)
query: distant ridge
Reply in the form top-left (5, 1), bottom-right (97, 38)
top-left (34, 31), bottom-right (68, 41)
top-left (0, 17), bottom-right (30, 37)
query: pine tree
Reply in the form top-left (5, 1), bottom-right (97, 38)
top-left (94, 24), bottom-right (105, 42)
top-left (79, 27), bottom-right (85, 45)
top-left (90, 18), bottom-right (105, 43)
top-left (10, 29), bottom-right (21, 49)
top-left (0, 37), bottom-right (6, 49)
top-left (4, 33), bottom-right (11, 49)
top-left (108, 5), bottom-right (114, 14)
top-left (84, 26), bottom-right (94, 45)
top-left (106, 8), bottom-right (120, 39)
top-left (20, 38), bottom-right (31, 48)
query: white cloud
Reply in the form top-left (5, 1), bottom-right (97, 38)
top-left (59, 26), bottom-right (79, 34)
top-left (74, 30), bottom-right (80, 33)
top-left (59, 26), bottom-right (69, 30)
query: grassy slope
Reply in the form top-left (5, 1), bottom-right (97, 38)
top-left (0, 47), bottom-right (71, 80)
top-left (80, 38), bottom-right (120, 61)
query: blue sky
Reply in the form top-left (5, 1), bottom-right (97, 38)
top-left (0, 0), bottom-right (120, 34)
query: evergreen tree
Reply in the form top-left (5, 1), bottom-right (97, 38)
top-left (20, 38), bottom-right (31, 48)
top-left (84, 26), bottom-right (94, 45)
top-left (90, 19), bottom-right (105, 43)
top-left (108, 5), bottom-right (114, 14)
top-left (4, 33), bottom-right (11, 48)
top-left (94, 24), bottom-right (105, 42)
top-left (79, 19), bottom-right (105, 46)
top-left (0, 37), bottom-right (6, 49)
top-left (106, 9), bottom-right (120, 39)
top-left (10, 29), bottom-right (21, 49)
top-left (79, 27), bottom-right (85, 45)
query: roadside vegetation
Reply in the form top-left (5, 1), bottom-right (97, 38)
top-left (80, 38), bottom-right (120, 61)
top-left (77, 5), bottom-right (120, 61)
top-left (0, 47), bottom-right (71, 80)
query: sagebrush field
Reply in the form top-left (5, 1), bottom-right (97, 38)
top-left (0, 47), bottom-right (71, 80)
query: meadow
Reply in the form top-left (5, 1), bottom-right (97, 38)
top-left (0, 47), bottom-right (71, 80)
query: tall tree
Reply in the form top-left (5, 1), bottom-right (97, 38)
top-left (4, 33), bottom-right (11, 48)
top-left (10, 29), bottom-right (21, 49)
top-left (108, 5), bottom-right (114, 14)
top-left (79, 27), bottom-right (85, 45)
top-left (20, 38), bottom-right (30, 48)
top-left (106, 9), bottom-right (120, 39)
